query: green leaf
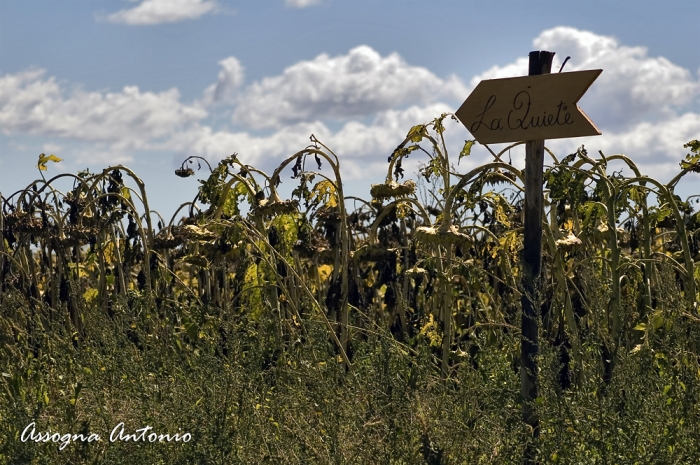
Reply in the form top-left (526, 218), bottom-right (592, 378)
top-left (679, 140), bottom-right (700, 171)
top-left (684, 139), bottom-right (700, 154)
top-left (628, 185), bottom-right (647, 204)
top-left (431, 114), bottom-right (447, 134)
top-left (406, 124), bottom-right (426, 143)
top-left (185, 322), bottom-right (199, 341)
top-left (459, 140), bottom-right (475, 164)
top-left (310, 180), bottom-right (337, 208)
top-left (650, 310), bottom-right (665, 331)
top-left (649, 206), bottom-right (673, 228)
top-left (419, 158), bottom-right (442, 182)
top-left (493, 193), bottom-right (511, 227)
top-left (37, 153), bottom-right (63, 171)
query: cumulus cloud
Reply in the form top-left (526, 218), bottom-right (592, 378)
top-left (202, 57), bottom-right (245, 105)
top-left (165, 103), bottom-right (454, 173)
top-left (464, 26), bottom-right (700, 185)
top-left (547, 111), bottom-right (700, 179)
top-left (3, 27), bottom-right (700, 191)
top-left (105, 0), bottom-right (219, 25)
top-left (285, 0), bottom-right (323, 8)
top-left (232, 45), bottom-right (469, 129)
top-left (0, 69), bottom-right (207, 149)
top-left (41, 143), bottom-right (63, 154)
top-left (473, 27), bottom-right (700, 132)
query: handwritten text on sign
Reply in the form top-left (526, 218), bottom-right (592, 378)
top-left (455, 70), bottom-right (602, 144)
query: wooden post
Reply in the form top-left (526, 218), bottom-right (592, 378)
top-left (521, 50), bottom-right (554, 464)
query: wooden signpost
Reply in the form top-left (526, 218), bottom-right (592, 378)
top-left (456, 68), bottom-right (601, 144)
top-left (456, 52), bottom-right (601, 465)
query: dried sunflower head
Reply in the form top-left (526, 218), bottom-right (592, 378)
top-left (181, 254), bottom-right (210, 268)
top-left (352, 244), bottom-right (394, 262)
top-left (293, 230), bottom-right (329, 258)
top-left (252, 198), bottom-right (299, 217)
top-left (154, 229), bottom-right (185, 249)
top-left (555, 231), bottom-right (582, 250)
top-left (315, 205), bottom-right (340, 224)
top-left (591, 222), bottom-right (627, 243)
top-left (183, 224), bottom-right (218, 241)
top-left (414, 225), bottom-right (472, 248)
top-left (370, 180), bottom-right (416, 201)
top-left (175, 167), bottom-right (195, 178)
top-left (8, 212), bottom-right (43, 233)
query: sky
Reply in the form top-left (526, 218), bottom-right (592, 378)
top-left (1, 0), bottom-right (699, 217)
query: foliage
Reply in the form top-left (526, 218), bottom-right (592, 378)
top-left (1, 117), bottom-right (700, 463)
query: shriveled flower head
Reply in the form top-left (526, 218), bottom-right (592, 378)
top-left (370, 180), bottom-right (416, 201)
top-left (154, 227), bottom-right (185, 249)
top-left (352, 244), bottom-right (394, 262)
top-left (252, 198), bottom-right (299, 217)
top-left (175, 168), bottom-right (195, 178)
top-left (414, 225), bottom-right (472, 248)
top-left (555, 231), bottom-right (582, 250)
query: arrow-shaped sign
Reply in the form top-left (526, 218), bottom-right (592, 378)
top-left (455, 69), bottom-right (602, 144)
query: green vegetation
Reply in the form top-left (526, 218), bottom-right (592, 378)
top-left (1, 115), bottom-right (700, 463)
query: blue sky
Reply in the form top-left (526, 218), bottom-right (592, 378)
top-left (1, 0), bottom-right (699, 215)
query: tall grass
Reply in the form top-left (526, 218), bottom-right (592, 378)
top-left (1, 119), bottom-right (699, 463)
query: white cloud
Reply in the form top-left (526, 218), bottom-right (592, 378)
top-left (4, 27), bottom-right (699, 193)
top-left (72, 147), bottom-right (135, 166)
top-left (0, 69), bottom-right (207, 149)
top-left (547, 111), bottom-right (700, 178)
top-left (105, 0), bottom-right (219, 25)
top-left (1, 54), bottom-right (457, 175)
top-left (465, 26), bottom-right (700, 187)
top-left (473, 27), bottom-right (700, 132)
top-left (202, 57), bottom-right (245, 105)
top-left (162, 103), bottom-right (455, 180)
top-left (41, 143), bottom-right (63, 154)
top-left (232, 45), bottom-right (469, 129)
top-left (470, 57), bottom-right (530, 85)
top-left (285, 0), bottom-right (322, 8)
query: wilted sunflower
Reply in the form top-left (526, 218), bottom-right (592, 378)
top-left (252, 198), bottom-right (299, 217)
top-left (352, 244), bottom-right (394, 262)
top-left (175, 167), bottom-right (195, 178)
top-left (555, 231), bottom-right (582, 250)
top-left (414, 225), bottom-right (472, 248)
top-left (370, 180), bottom-right (416, 201)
